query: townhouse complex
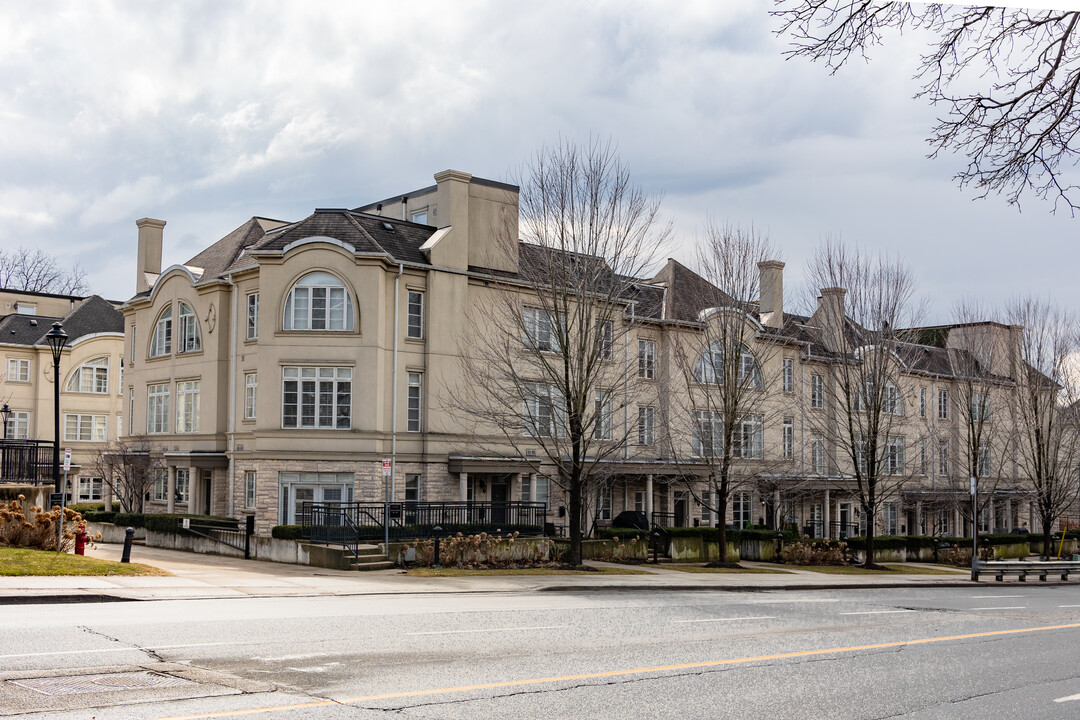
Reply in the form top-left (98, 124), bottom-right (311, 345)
top-left (118, 169), bottom-right (1050, 538)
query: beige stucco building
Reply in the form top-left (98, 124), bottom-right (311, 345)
top-left (119, 169), bottom-right (1039, 538)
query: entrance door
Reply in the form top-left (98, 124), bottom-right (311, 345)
top-left (839, 502), bottom-right (853, 538)
top-left (673, 491), bottom-right (688, 527)
top-left (292, 487), bottom-right (315, 525)
top-left (491, 477), bottom-right (509, 524)
top-left (201, 469), bottom-right (212, 516)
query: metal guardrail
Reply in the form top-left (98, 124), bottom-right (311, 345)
top-left (972, 559), bottom-right (1080, 582)
top-left (300, 501), bottom-right (548, 547)
top-left (0, 439), bottom-right (55, 484)
top-left (180, 515), bottom-right (255, 559)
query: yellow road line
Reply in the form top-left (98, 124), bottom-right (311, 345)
top-left (153, 621), bottom-right (1080, 719)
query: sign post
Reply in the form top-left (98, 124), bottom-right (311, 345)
top-left (970, 475), bottom-right (978, 581)
top-left (56, 448), bottom-right (72, 553)
top-left (382, 459), bottom-right (392, 548)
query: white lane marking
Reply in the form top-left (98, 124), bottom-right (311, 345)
top-left (839, 610), bottom-right (916, 616)
top-left (972, 594), bottom-right (1025, 599)
top-left (970, 606), bottom-right (1026, 611)
top-left (1055, 693), bottom-right (1080, 703)
top-left (673, 616), bottom-right (776, 623)
top-left (750, 598), bottom-right (840, 604)
top-left (407, 625), bottom-right (566, 636)
top-left (0, 641), bottom-right (230, 660)
top-left (1059, 605), bottom-right (1080, 608)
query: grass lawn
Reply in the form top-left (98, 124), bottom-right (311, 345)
top-left (788, 563), bottom-right (965, 575)
top-left (0, 546), bottom-right (169, 576)
top-left (402, 566), bottom-right (652, 577)
top-left (665, 565), bottom-right (791, 574)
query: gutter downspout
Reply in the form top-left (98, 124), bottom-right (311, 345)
top-left (624, 303), bottom-right (634, 460)
top-left (389, 263), bottom-right (404, 549)
top-left (225, 273), bottom-right (238, 518)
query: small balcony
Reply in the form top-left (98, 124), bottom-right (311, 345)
top-left (0, 439), bottom-right (57, 485)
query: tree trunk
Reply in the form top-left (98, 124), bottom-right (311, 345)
top-left (568, 478), bottom-right (582, 566)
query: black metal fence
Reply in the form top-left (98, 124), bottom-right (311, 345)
top-left (0, 440), bottom-right (55, 484)
top-left (300, 501), bottom-right (548, 545)
top-left (650, 511), bottom-right (677, 528)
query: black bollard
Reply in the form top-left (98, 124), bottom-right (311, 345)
top-left (652, 531), bottom-right (660, 564)
top-left (776, 531), bottom-right (785, 558)
top-left (121, 527), bottom-right (134, 563)
top-left (432, 525), bottom-right (442, 569)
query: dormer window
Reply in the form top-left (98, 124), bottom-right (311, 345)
top-left (284, 273), bottom-right (354, 331)
top-left (411, 209), bottom-right (428, 225)
top-left (149, 306), bottom-right (172, 357)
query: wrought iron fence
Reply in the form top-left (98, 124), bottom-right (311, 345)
top-left (300, 501), bottom-right (548, 545)
top-left (650, 511), bottom-right (678, 528)
top-left (0, 440), bottom-right (56, 485)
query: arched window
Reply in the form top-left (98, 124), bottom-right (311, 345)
top-left (66, 356), bottom-right (109, 393)
top-left (149, 306), bottom-right (172, 357)
top-left (177, 302), bottom-right (201, 353)
top-left (693, 343), bottom-right (762, 389)
top-left (283, 272), bottom-right (354, 331)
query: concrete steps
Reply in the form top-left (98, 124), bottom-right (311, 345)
top-left (350, 544), bottom-right (394, 572)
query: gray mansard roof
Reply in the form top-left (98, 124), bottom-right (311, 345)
top-left (0, 295), bottom-right (123, 347)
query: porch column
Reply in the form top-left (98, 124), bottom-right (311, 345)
top-left (511, 473), bottom-right (521, 502)
top-left (823, 489), bottom-right (831, 539)
top-left (989, 498), bottom-right (996, 532)
top-left (645, 474), bottom-right (654, 523)
top-left (835, 497), bottom-right (842, 538)
top-left (459, 472), bottom-right (468, 502)
top-left (1029, 502), bottom-right (1036, 533)
top-left (528, 473), bottom-right (537, 502)
top-left (166, 466), bottom-right (176, 514)
top-left (954, 508), bottom-right (961, 538)
top-left (104, 481), bottom-right (113, 513)
top-left (915, 501), bottom-right (923, 534)
top-left (773, 488), bottom-right (781, 529)
top-left (1005, 498), bottom-right (1013, 532)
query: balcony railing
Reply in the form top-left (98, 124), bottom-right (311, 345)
top-left (300, 501), bottom-right (548, 545)
top-left (0, 440), bottom-right (56, 485)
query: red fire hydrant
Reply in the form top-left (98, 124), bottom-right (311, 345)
top-left (74, 527), bottom-right (87, 555)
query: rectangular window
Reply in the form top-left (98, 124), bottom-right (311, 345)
top-left (637, 405), bottom-right (655, 446)
top-left (938, 389), bottom-right (949, 419)
top-left (147, 384), bottom-right (169, 434)
top-left (978, 444), bottom-right (992, 477)
top-left (130, 325), bottom-right (136, 364)
top-left (175, 468), bottom-right (190, 504)
top-left (638, 339), bottom-right (655, 379)
top-left (64, 414), bottom-right (107, 442)
top-left (523, 307), bottom-right (561, 352)
top-left (700, 490), bottom-right (716, 526)
top-left (411, 209), bottom-right (428, 225)
top-left (153, 468), bottom-right (168, 502)
top-left (938, 439), bottom-right (950, 476)
top-left (593, 389), bottom-right (612, 440)
top-left (246, 293), bottom-right (259, 340)
top-left (885, 436), bottom-right (906, 475)
top-left (244, 373), bottom-right (257, 420)
top-left (733, 491), bottom-right (752, 529)
top-left (597, 320), bottom-right (613, 361)
top-left (176, 381), bottom-right (201, 433)
top-left (407, 372), bottom-right (422, 432)
top-left (937, 508), bottom-right (951, 536)
top-left (919, 387), bottom-right (926, 418)
top-left (282, 367), bottom-right (352, 429)
top-left (634, 490), bottom-right (645, 513)
top-left (783, 417), bottom-right (794, 460)
top-left (7, 358), bottom-right (29, 382)
top-left (5, 411), bottom-right (29, 440)
top-left (692, 410), bottom-right (720, 457)
top-left (245, 471), bottom-right (257, 508)
top-left (884, 503), bottom-right (899, 536)
top-left (971, 392), bottom-right (990, 422)
top-left (919, 438), bottom-right (929, 475)
top-left (811, 435), bottom-right (825, 474)
top-left (596, 484), bottom-right (612, 521)
top-left (533, 476), bottom-right (550, 509)
top-left (782, 357), bottom-right (794, 393)
top-left (811, 374), bottom-right (824, 409)
top-left (407, 291), bottom-right (424, 339)
top-left (405, 474), bottom-right (420, 503)
top-left (735, 414), bottom-right (764, 459)
top-left (523, 383), bottom-right (565, 438)
top-left (78, 477), bottom-right (104, 502)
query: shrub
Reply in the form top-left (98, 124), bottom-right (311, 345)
top-left (0, 496), bottom-right (83, 551)
top-left (70, 503), bottom-right (105, 514)
top-left (780, 540), bottom-right (848, 565)
top-left (843, 536), bottom-right (908, 551)
top-left (593, 535), bottom-right (642, 562)
top-left (83, 511), bottom-right (236, 536)
top-left (402, 531), bottom-right (555, 568)
top-left (272, 525), bottom-right (302, 540)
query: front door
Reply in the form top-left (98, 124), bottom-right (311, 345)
top-left (839, 502), bottom-right (853, 538)
top-left (491, 478), bottom-right (509, 524)
top-left (201, 469), bottom-right (212, 516)
top-left (673, 491), bottom-right (688, 527)
top-left (291, 486), bottom-right (316, 525)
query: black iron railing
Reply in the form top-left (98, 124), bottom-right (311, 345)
top-left (651, 511), bottom-right (677, 528)
top-left (0, 440), bottom-right (56, 485)
top-left (300, 501), bottom-right (548, 545)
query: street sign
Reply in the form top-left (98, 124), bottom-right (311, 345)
top-left (181, 518), bottom-right (190, 529)
top-left (63, 448), bottom-right (71, 472)
top-left (382, 458), bottom-right (392, 477)
top-left (48, 493), bottom-right (64, 508)
top-left (970, 476), bottom-right (977, 495)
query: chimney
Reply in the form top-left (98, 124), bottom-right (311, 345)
top-left (136, 218), bottom-right (165, 294)
top-left (757, 260), bottom-right (784, 329)
top-left (816, 287), bottom-right (847, 351)
top-left (1009, 324), bottom-right (1024, 380)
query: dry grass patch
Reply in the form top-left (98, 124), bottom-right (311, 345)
top-left (790, 563), bottom-right (965, 575)
top-left (0, 546), bottom-right (169, 576)
top-left (665, 565), bottom-right (791, 574)
top-left (402, 566), bottom-right (651, 577)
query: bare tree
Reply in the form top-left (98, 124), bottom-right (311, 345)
top-left (92, 435), bottom-right (161, 513)
top-left (773, 3), bottom-right (1080, 213)
top-left (1006, 297), bottom-right (1080, 558)
top-left (454, 139), bottom-right (670, 566)
top-left (0, 246), bottom-right (88, 295)
top-left (804, 240), bottom-right (922, 567)
top-left (668, 222), bottom-right (784, 565)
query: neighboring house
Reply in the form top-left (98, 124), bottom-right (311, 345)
top-left (0, 293), bottom-right (125, 503)
top-left (119, 169), bottom-right (1042, 537)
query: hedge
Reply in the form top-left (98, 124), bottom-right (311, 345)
top-left (596, 526), bottom-right (799, 543)
top-left (84, 511), bottom-right (236, 536)
top-left (69, 503), bottom-right (105, 514)
top-left (272, 525), bottom-right (302, 540)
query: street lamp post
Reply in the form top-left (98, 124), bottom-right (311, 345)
top-left (1, 403), bottom-right (10, 440)
top-left (970, 475), bottom-right (979, 582)
top-left (45, 322), bottom-right (68, 496)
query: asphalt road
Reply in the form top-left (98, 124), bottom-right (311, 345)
top-left (3, 585), bottom-right (1080, 719)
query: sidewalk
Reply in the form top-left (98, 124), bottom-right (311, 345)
top-left (0, 542), bottom-right (990, 603)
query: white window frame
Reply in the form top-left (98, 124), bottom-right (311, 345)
top-left (523, 307), bottom-right (561, 353)
top-left (691, 409), bottom-right (721, 458)
top-left (405, 474), bottom-right (420, 503)
top-left (811, 374), bottom-right (824, 409)
top-left (244, 373), bottom-right (257, 420)
top-left (147, 384), bottom-right (170, 434)
top-left (597, 320), bottom-right (613, 361)
top-left (783, 417), bottom-right (794, 460)
top-left (971, 392), bottom-right (990, 422)
top-left (177, 302), bottom-right (201, 354)
top-left (919, 387), bottom-right (926, 418)
top-left (5, 411), bottom-right (29, 440)
top-left (245, 470), bottom-right (257, 509)
top-left (176, 381), bottom-right (201, 433)
top-left (938, 439), bottom-right (950, 476)
top-left (637, 405), bottom-right (655, 446)
top-left (7, 358), bottom-right (29, 383)
top-left (596, 483), bottom-right (612, 521)
top-left (884, 503), bottom-right (899, 536)
top-left (152, 468), bottom-right (168, 502)
top-left (78, 477), bottom-right (104, 502)
top-left (734, 414), bottom-right (764, 459)
top-left (66, 356), bottom-right (109, 394)
top-left (410, 208), bottom-right (428, 225)
top-left (593, 389), bottom-right (612, 440)
top-left (407, 372), bottom-right (422, 432)
top-left (149, 306), bottom-right (172, 358)
top-left (811, 436), bottom-right (826, 474)
top-left (733, 491), bottom-right (752, 529)
top-left (523, 382), bottom-right (565, 438)
top-left (283, 272), bottom-right (355, 331)
top-left (638, 339), bottom-right (655, 379)
top-left (782, 357), bottom-right (794, 393)
top-left (246, 293), bottom-right (259, 340)
top-left (938, 389), bottom-right (949, 420)
top-left (281, 366), bottom-right (352, 429)
top-left (64, 414), bottom-right (107, 442)
top-left (175, 468), bottom-right (190, 504)
top-left (978, 443), bottom-right (992, 477)
top-left (407, 291), bottom-right (424, 339)
top-left (885, 436), bottom-right (906, 475)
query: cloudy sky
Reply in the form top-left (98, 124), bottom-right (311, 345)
top-left (0, 1), bottom-right (1076, 323)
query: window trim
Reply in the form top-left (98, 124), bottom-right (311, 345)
top-left (7, 358), bottom-right (30, 383)
top-left (407, 372), bottom-right (422, 432)
top-left (64, 413), bottom-right (107, 442)
top-left (176, 380), bottom-right (201, 434)
top-left (244, 373), bottom-right (258, 420)
top-left (65, 356), bottom-right (110, 394)
top-left (177, 302), bottom-right (201, 354)
top-left (281, 366), bottom-right (353, 430)
top-left (147, 383), bottom-right (170, 434)
top-left (246, 292), bottom-right (259, 341)
top-left (149, 306), bottom-right (172, 358)
top-left (406, 290), bottom-right (424, 340)
top-left (245, 470), bottom-right (257, 509)
top-left (637, 339), bottom-right (655, 380)
top-left (283, 272), bottom-right (355, 332)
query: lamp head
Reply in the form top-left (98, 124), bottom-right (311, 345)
top-left (45, 322), bottom-right (68, 363)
